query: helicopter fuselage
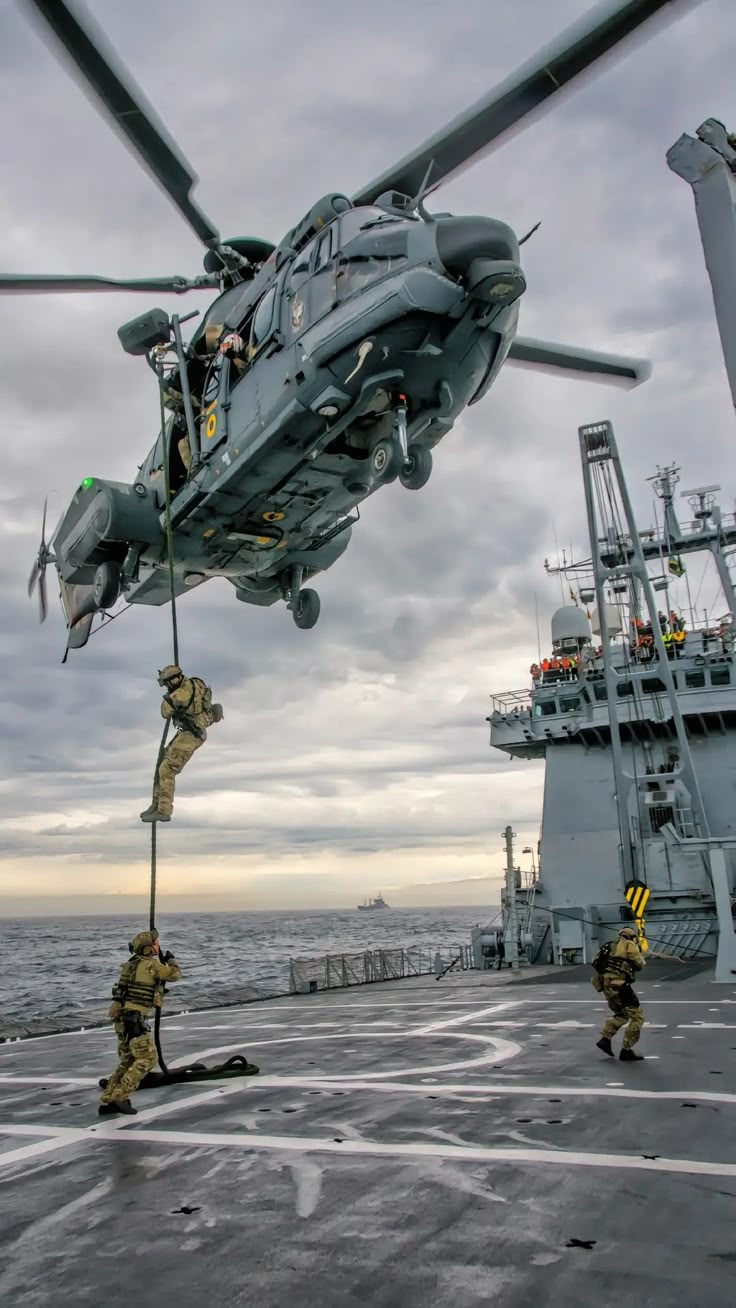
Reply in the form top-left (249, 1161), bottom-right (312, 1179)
top-left (51, 201), bottom-right (525, 635)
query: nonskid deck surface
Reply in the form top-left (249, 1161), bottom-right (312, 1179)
top-left (1, 971), bottom-right (735, 1308)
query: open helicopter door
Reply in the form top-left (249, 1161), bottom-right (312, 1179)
top-left (198, 353), bottom-right (229, 458)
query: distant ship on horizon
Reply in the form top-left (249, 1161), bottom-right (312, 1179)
top-left (357, 893), bottom-right (388, 911)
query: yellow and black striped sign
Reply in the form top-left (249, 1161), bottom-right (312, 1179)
top-left (624, 880), bottom-right (650, 952)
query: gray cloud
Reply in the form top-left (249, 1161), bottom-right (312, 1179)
top-left (0, 0), bottom-right (733, 908)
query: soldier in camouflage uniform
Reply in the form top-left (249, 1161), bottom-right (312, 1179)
top-left (140, 665), bottom-right (222, 824)
top-left (594, 925), bottom-right (646, 1062)
top-left (99, 929), bottom-right (181, 1116)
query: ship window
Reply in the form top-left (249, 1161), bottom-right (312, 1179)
top-left (594, 683), bottom-right (608, 702)
top-left (560, 696), bottom-right (580, 712)
top-left (711, 666), bottom-right (731, 686)
top-left (642, 677), bottom-right (666, 693)
top-left (539, 699), bottom-right (557, 716)
top-left (617, 681), bottom-right (633, 697)
top-left (685, 669), bottom-right (705, 689)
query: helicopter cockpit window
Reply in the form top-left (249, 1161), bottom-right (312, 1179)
top-left (252, 286), bottom-right (276, 346)
top-left (339, 208), bottom-right (385, 244)
top-left (314, 225), bottom-right (335, 271)
top-left (336, 211), bottom-right (409, 300)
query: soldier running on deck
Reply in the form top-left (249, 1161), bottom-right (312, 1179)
top-left (593, 925), bottom-right (646, 1062)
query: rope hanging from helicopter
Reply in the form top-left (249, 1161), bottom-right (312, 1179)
top-left (140, 349), bottom-right (257, 1086)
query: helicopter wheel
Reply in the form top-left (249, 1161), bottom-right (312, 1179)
top-left (370, 438), bottom-right (403, 484)
top-left (400, 446), bottom-right (433, 491)
top-left (92, 561), bottom-right (121, 610)
top-left (292, 587), bottom-right (320, 630)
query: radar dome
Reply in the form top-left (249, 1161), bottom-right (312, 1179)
top-left (551, 605), bottom-right (591, 643)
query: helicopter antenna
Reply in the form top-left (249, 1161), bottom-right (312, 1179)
top-left (413, 160), bottom-right (437, 223)
top-left (519, 221), bottom-right (542, 246)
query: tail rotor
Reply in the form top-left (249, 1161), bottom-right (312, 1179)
top-left (28, 497), bottom-right (52, 623)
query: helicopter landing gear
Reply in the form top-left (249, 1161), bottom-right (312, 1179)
top-left (92, 561), bottom-right (121, 610)
top-left (371, 401), bottom-right (434, 490)
top-left (399, 446), bottom-right (433, 491)
top-left (370, 438), bottom-right (403, 484)
top-left (293, 588), bottom-right (321, 630)
top-left (284, 565), bottom-right (321, 630)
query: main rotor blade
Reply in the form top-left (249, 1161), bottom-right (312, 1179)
top-left (506, 336), bottom-right (651, 387)
top-left (28, 559), bottom-right (40, 599)
top-left (38, 568), bottom-right (49, 624)
top-left (40, 494), bottom-right (48, 548)
top-left (353, 0), bottom-right (689, 205)
top-left (0, 273), bottom-right (208, 295)
top-left (24, 0), bottom-right (220, 246)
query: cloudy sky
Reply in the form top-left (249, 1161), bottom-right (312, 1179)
top-left (0, 0), bottom-right (733, 915)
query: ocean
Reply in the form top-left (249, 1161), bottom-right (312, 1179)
top-left (0, 905), bottom-right (493, 1037)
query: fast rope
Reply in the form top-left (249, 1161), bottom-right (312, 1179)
top-left (148, 357), bottom-right (178, 1075)
top-left (139, 355), bottom-right (258, 1088)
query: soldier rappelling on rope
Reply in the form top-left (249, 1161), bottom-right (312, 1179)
top-left (140, 665), bottom-right (223, 824)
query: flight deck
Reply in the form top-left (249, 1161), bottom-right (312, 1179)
top-left (0, 966), bottom-right (734, 1307)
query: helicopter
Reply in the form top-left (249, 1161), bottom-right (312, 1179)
top-left (13, 0), bottom-right (680, 655)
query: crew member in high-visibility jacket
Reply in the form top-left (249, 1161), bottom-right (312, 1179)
top-left (141, 665), bottom-right (222, 824)
top-left (99, 929), bottom-right (181, 1115)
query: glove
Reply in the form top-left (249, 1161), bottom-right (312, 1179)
top-left (162, 950), bottom-right (175, 964)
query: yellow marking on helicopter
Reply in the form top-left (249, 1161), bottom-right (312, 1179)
top-left (206, 412), bottom-right (217, 440)
top-left (263, 511), bottom-right (285, 523)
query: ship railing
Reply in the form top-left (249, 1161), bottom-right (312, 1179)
top-left (288, 944), bottom-right (474, 994)
top-left (490, 689), bottom-right (532, 715)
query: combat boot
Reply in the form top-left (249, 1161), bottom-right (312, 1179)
top-left (140, 807), bottom-right (171, 823)
top-left (596, 1037), bottom-right (614, 1057)
top-left (620, 1048), bottom-right (644, 1062)
top-left (114, 1099), bottom-right (138, 1114)
top-left (98, 1099), bottom-right (137, 1116)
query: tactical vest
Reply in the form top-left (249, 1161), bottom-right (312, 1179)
top-left (602, 945), bottom-right (636, 983)
top-left (111, 956), bottom-right (159, 1010)
top-left (168, 677), bottom-right (223, 738)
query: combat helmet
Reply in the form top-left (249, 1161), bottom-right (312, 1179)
top-left (129, 929), bottom-right (159, 956)
top-left (157, 664), bottom-right (183, 686)
top-left (618, 926), bottom-right (638, 940)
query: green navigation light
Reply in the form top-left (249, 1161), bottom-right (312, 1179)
top-left (81, 477), bottom-right (95, 490)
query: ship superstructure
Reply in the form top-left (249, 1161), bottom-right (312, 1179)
top-left (488, 424), bottom-right (736, 970)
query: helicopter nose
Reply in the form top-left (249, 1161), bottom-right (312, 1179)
top-left (436, 216), bottom-right (525, 307)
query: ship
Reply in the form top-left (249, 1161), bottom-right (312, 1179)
top-left (483, 423), bottom-right (736, 979)
top-left (357, 893), bottom-right (388, 911)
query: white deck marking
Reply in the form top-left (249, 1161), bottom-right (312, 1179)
top-left (175, 1029), bottom-right (521, 1078)
top-left (5, 1074), bottom-right (736, 1107)
top-left (0, 1119), bottom-right (731, 1179)
top-left (0, 1076), bottom-right (97, 1087)
top-left (0, 1133), bottom-right (85, 1168)
top-left (677, 1023), bottom-right (736, 1029)
top-left (89, 1126), bottom-right (736, 1178)
top-left (412, 1003), bottom-right (518, 1035)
